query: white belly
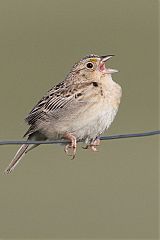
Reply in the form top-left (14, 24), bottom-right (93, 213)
top-left (69, 102), bottom-right (118, 143)
top-left (69, 79), bottom-right (121, 143)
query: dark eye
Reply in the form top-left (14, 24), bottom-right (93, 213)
top-left (86, 62), bottom-right (94, 69)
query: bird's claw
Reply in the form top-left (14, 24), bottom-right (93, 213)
top-left (64, 144), bottom-right (76, 159)
top-left (82, 138), bottom-right (100, 152)
top-left (64, 132), bottom-right (77, 159)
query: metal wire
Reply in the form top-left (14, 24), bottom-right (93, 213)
top-left (0, 130), bottom-right (159, 145)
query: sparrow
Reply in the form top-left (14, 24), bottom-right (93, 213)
top-left (4, 54), bottom-right (122, 174)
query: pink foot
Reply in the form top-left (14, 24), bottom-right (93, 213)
top-left (83, 138), bottom-right (100, 152)
top-left (63, 132), bottom-right (77, 159)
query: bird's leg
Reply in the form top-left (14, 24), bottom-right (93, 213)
top-left (63, 132), bottom-right (77, 159)
top-left (83, 138), bottom-right (100, 152)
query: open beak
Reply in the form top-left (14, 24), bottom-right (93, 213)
top-left (100, 55), bottom-right (118, 74)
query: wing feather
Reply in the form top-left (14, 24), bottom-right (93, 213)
top-left (25, 80), bottom-right (95, 136)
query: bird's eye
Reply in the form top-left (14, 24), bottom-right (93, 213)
top-left (86, 62), bottom-right (94, 69)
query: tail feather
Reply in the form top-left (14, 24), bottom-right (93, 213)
top-left (4, 144), bottom-right (29, 174)
top-left (4, 132), bottom-right (47, 174)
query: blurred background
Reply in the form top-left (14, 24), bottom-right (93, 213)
top-left (0, 0), bottom-right (158, 239)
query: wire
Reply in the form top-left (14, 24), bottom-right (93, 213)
top-left (0, 130), bottom-right (159, 145)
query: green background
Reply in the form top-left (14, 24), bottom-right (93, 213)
top-left (0, 0), bottom-right (158, 239)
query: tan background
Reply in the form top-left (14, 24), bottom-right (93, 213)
top-left (0, 0), bottom-right (158, 239)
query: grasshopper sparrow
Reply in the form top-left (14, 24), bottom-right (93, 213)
top-left (5, 54), bottom-right (122, 174)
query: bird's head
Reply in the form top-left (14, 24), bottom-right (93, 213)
top-left (70, 54), bottom-right (118, 80)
